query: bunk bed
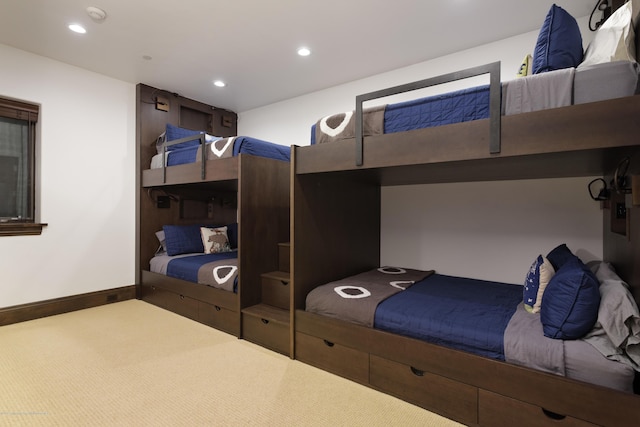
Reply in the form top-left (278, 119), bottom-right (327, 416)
top-left (291, 4), bottom-right (640, 426)
top-left (136, 84), bottom-right (290, 337)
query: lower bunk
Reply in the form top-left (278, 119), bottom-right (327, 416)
top-left (295, 260), bottom-right (640, 426)
top-left (140, 223), bottom-right (241, 336)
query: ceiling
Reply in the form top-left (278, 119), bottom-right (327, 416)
top-left (0, 1), bottom-right (598, 113)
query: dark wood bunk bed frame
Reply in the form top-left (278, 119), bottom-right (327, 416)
top-left (290, 64), bottom-right (640, 427)
top-left (136, 84), bottom-right (290, 337)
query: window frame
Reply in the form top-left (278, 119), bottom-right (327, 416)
top-left (0, 96), bottom-right (46, 236)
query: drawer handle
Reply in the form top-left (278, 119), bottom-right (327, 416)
top-left (214, 305), bottom-right (221, 311)
top-left (410, 366), bottom-right (425, 377)
top-left (280, 280), bottom-right (289, 286)
top-left (541, 408), bottom-right (566, 421)
top-left (323, 339), bottom-right (335, 347)
top-left (180, 295), bottom-right (185, 300)
top-left (151, 286), bottom-right (156, 291)
top-left (261, 318), bottom-right (269, 324)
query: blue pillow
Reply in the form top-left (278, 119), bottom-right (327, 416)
top-left (540, 256), bottom-right (600, 340)
top-left (226, 222), bottom-right (238, 249)
top-left (546, 243), bottom-right (574, 271)
top-left (164, 123), bottom-right (204, 151)
top-left (532, 5), bottom-right (583, 74)
top-left (163, 223), bottom-right (238, 256)
top-left (163, 224), bottom-right (205, 256)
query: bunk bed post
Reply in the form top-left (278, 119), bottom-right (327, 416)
top-left (488, 61), bottom-right (501, 154)
top-left (159, 133), bottom-right (207, 183)
top-left (355, 61), bottom-right (501, 166)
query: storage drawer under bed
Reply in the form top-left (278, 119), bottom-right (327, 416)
top-left (199, 301), bottom-right (239, 336)
top-left (295, 331), bottom-right (369, 385)
top-left (141, 283), bottom-right (199, 321)
top-left (369, 354), bottom-right (478, 426)
top-left (478, 389), bottom-right (597, 427)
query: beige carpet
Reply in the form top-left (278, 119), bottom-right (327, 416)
top-left (0, 300), bottom-right (463, 426)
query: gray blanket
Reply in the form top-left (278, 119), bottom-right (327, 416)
top-left (315, 105), bottom-right (386, 144)
top-left (583, 261), bottom-right (640, 370)
top-left (305, 267), bottom-right (433, 327)
top-left (504, 304), bottom-right (565, 376)
top-left (195, 137), bottom-right (236, 161)
top-left (197, 257), bottom-right (238, 292)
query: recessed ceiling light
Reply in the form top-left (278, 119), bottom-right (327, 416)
top-left (297, 47), bottom-right (311, 57)
top-left (213, 80), bottom-right (226, 88)
top-left (68, 24), bottom-right (87, 34)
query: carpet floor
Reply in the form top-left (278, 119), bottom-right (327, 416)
top-left (0, 299), bottom-right (463, 426)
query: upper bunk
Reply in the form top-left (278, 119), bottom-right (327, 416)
top-left (137, 83), bottom-right (290, 190)
top-left (294, 61), bottom-right (640, 186)
top-left (294, 5), bottom-right (640, 182)
top-left (295, 1), bottom-right (640, 185)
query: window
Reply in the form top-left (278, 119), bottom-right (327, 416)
top-left (0, 96), bottom-right (44, 236)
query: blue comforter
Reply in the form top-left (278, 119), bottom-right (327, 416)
top-left (166, 136), bottom-right (290, 166)
top-left (167, 252), bottom-right (238, 288)
top-left (310, 85), bottom-right (491, 145)
top-left (373, 273), bottom-right (521, 360)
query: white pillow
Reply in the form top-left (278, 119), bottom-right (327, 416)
top-left (523, 255), bottom-right (556, 313)
top-left (579, 2), bottom-right (638, 68)
top-left (200, 226), bottom-right (232, 254)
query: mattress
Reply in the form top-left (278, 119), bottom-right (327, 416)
top-left (310, 61), bottom-right (640, 145)
top-left (305, 266), bottom-right (636, 392)
top-left (150, 251), bottom-right (238, 292)
top-left (150, 136), bottom-right (291, 169)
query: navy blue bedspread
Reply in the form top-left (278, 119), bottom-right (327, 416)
top-left (310, 84), bottom-right (491, 145)
top-left (167, 252), bottom-right (238, 287)
top-left (384, 85), bottom-right (490, 134)
top-left (373, 273), bottom-right (521, 360)
top-left (166, 136), bottom-right (290, 166)
top-left (233, 136), bottom-right (291, 161)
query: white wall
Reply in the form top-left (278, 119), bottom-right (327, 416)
top-left (0, 44), bottom-right (136, 308)
top-left (380, 178), bottom-right (602, 284)
top-left (238, 17), bottom-right (602, 284)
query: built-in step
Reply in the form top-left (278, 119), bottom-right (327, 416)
top-left (242, 304), bottom-right (289, 355)
top-left (242, 242), bottom-right (291, 356)
top-left (278, 242), bottom-right (290, 273)
top-left (261, 270), bottom-right (290, 310)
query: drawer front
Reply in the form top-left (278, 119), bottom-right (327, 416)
top-left (167, 292), bottom-right (199, 320)
top-left (261, 275), bottom-right (290, 310)
top-left (478, 390), bottom-right (597, 427)
top-left (295, 332), bottom-right (369, 385)
top-left (370, 354), bottom-right (477, 426)
top-left (141, 283), bottom-right (170, 308)
top-left (242, 313), bottom-right (289, 355)
top-left (141, 284), bottom-right (199, 321)
top-left (199, 302), bottom-right (240, 337)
